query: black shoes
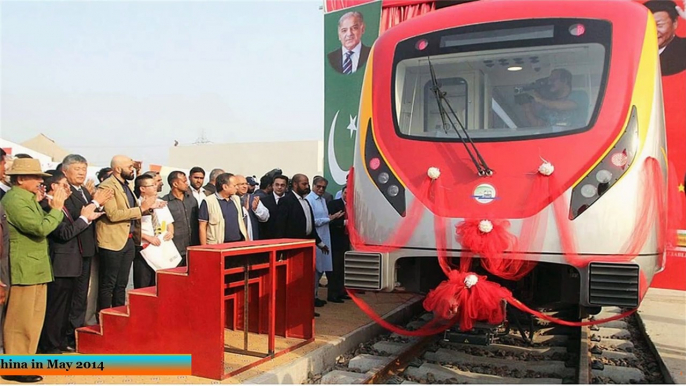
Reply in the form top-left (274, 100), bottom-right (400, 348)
top-left (340, 294), bottom-right (352, 300)
top-left (60, 345), bottom-right (76, 353)
top-left (314, 312), bottom-right (320, 317)
top-left (327, 297), bottom-right (344, 303)
top-left (314, 299), bottom-right (327, 307)
top-left (1, 375), bottom-right (44, 383)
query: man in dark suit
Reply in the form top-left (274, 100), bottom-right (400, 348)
top-left (260, 175), bottom-right (288, 239)
top-left (274, 174), bottom-right (330, 316)
top-left (327, 11), bottom-right (371, 75)
top-left (38, 171), bottom-right (106, 354)
top-left (327, 185), bottom-right (351, 303)
top-left (60, 154), bottom-right (112, 349)
top-left (645, 0), bottom-right (686, 76)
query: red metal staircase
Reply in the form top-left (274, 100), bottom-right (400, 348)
top-left (77, 239), bottom-right (315, 380)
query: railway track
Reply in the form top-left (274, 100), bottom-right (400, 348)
top-left (307, 306), bottom-right (667, 384)
top-left (585, 307), bottom-right (665, 384)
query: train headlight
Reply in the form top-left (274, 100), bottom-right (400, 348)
top-left (363, 118), bottom-right (406, 216)
top-left (569, 106), bottom-right (639, 220)
top-left (611, 150), bottom-right (629, 168)
top-left (378, 172), bottom-right (390, 184)
top-left (581, 184), bottom-right (597, 198)
top-left (595, 170), bottom-right (613, 184)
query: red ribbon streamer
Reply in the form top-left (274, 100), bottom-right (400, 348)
top-left (344, 157), bottom-right (671, 334)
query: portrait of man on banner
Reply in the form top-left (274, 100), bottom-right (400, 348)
top-left (327, 11), bottom-right (372, 75)
top-left (644, 0), bottom-right (686, 76)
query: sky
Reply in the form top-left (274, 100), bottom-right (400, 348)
top-left (0, 0), bottom-right (324, 167)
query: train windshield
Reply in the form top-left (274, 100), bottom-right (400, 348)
top-left (393, 20), bottom-right (610, 141)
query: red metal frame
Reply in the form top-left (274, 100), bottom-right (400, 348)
top-left (76, 239), bottom-right (315, 380)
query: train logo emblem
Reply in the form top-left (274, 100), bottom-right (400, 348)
top-left (473, 184), bottom-right (497, 204)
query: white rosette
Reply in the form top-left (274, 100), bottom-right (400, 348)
top-left (478, 220), bottom-right (493, 234)
top-left (538, 157), bottom-right (554, 176)
top-left (427, 167), bottom-right (441, 180)
top-left (464, 274), bottom-right (478, 289)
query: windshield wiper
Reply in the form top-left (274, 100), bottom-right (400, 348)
top-left (427, 57), bottom-right (493, 176)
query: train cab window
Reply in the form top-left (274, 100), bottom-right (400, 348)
top-left (393, 20), bottom-right (610, 141)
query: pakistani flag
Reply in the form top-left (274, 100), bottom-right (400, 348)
top-left (324, 1), bottom-right (382, 194)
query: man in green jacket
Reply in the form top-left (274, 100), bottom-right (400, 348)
top-left (0, 158), bottom-right (68, 384)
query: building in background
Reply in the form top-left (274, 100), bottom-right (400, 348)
top-left (168, 140), bottom-right (323, 182)
top-left (20, 133), bottom-right (71, 162)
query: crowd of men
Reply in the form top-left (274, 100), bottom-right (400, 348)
top-left (0, 151), bottom-right (351, 383)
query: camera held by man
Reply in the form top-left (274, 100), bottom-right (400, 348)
top-left (518, 68), bottom-right (589, 129)
top-left (514, 77), bottom-right (551, 105)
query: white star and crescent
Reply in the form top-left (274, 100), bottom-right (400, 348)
top-left (328, 111), bottom-right (352, 185)
top-left (347, 115), bottom-right (358, 138)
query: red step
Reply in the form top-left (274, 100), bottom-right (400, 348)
top-left (100, 305), bottom-right (129, 316)
top-left (159, 266), bottom-right (187, 275)
top-left (129, 286), bottom-right (157, 296)
top-left (77, 324), bottom-right (102, 335)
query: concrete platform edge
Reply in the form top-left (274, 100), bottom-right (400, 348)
top-left (245, 295), bottom-right (425, 384)
top-left (634, 312), bottom-right (676, 384)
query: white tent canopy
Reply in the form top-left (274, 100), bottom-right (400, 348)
top-left (1, 137), bottom-right (53, 167)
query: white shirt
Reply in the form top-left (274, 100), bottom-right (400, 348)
top-left (138, 198), bottom-right (175, 246)
top-left (253, 200), bottom-right (270, 222)
top-left (0, 182), bottom-right (9, 193)
top-left (340, 42), bottom-right (363, 73)
top-left (273, 192), bottom-right (284, 205)
top-left (294, 191), bottom-right (313, 236)
top-left (240, 195), bottom-right (270, 241)
top-left (191, 187), bottom-right (206, 207)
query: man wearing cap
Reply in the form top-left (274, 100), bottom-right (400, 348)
top-left (1, 158), bottom-right (68, 383)
top-left (246, 176), bottom-right (259, 194)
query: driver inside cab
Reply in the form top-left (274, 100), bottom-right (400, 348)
top-left (519, 68), bottom-right (589, 129)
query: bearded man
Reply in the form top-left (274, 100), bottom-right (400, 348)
top-left (95, 155), bottom-right (163, 311)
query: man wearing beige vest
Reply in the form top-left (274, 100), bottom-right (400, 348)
top-left (95, 156), bottom-right (164, 312)
top-left (198, 173), bottom-right (247, 244)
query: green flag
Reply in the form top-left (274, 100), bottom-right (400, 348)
top-left (324, 1), bottom-right (382, 195)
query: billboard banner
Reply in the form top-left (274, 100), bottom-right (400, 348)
top-left (639, 0), bottom-right (686, 290)
top-left (324, 1), bottom-right (382, 196)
